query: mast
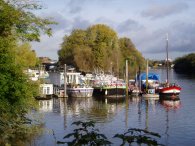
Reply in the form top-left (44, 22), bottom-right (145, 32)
top-left (146, 59), bottom-right (148, 92)
top-left (125, 60), bottom-right (128, 96)
top-left (166, 34), bottom-right (169, 83)
top-left (64, 64), bottom-right (67, 97)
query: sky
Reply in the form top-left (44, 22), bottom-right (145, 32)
top-left (31, 0), bottom-right (195, 61)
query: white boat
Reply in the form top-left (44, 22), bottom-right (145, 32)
top-left (66, 73), bottom-right (94, 97)
top-left (142, 89), bottom-right (159, 99)
top-left (35, 83), bottom-right (53, 100)
top-left (67, 86), bottom-right (94, 98)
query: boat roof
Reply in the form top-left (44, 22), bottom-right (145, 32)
top-left (139, 72), bottom-right (160, 81)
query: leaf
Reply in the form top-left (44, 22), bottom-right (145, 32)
top-left (63, 133), bottom-right (75, 139)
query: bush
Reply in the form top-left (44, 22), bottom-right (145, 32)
top-left (58, 121), bottom-right (164, 146)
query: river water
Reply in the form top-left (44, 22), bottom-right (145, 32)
top-left (33, 69), bottom-right (195, 146)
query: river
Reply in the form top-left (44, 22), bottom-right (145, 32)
top-left (32, 68), bottom-right (195, 146)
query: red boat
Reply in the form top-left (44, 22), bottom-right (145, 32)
top-left (158, 83), bottom-right (181, 98)
top-left (158, 34), bottom-right (181, 99)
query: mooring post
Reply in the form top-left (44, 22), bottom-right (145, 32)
top-left (126, 60), bottom-right (129, 97)
top-left (64, 64), bottom-right (67, 97)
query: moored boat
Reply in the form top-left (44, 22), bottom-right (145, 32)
top-left (67, 86), bottom-right (94, 98)
top-left (142, 89), bottom-right (159, 99)
top-left (35, 83), bottom-right (53, 100)
top-left (158, 34), bottom-right (181, 99)
top-left (141, 60), bottom-right (160, 99)
top-left (92, 74), bottom-right (126, 97)
top-left (158, 83), bottom-right (181, 99)
top-left (93, 80), bottom-right (126, 97)
top-left (128, 79), bottom-right (140, 96)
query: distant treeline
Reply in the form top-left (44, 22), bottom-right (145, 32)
top-left (148, 60), bottom-right (174, 68)
top-left (174, 53), bottom-right (195, 73)
top-left (148, 53), bottom-right (195, 74)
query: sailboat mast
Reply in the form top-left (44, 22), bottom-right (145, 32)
top-left (146, 59), bottom-right (148, 91)
top-left (166, 34), bottom-right (169, 83)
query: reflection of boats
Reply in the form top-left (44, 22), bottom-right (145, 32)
top-left (158, 34), bottom-right (181, 99)
top-left (142, 91), bottom-right (159, 99)
top-left (160, 98), bottom-right (181, 144)
top-left (160, 99), bottom-right (181, 109)
top-left (38, 99), bottom-right (53, 112)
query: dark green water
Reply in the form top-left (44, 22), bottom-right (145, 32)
top-left (32, 69), bottom-right (195, 146)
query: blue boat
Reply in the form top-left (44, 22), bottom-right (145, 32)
top-left (137, 72), bottom-right (160, 93)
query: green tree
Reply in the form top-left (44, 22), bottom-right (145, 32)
top-left (15, 43), bottom-right (37, 69)
top-left (86, 24), bottom-right (119, 72)
top-left (118, 37), bottom-right (145, 77)
top-left (174, 53), bottom-right (195, 73)
top-left (0, 0), bottom-right (55, 41)
top-left (59, 24), bottom-right (119, 74)
top-left (73, 45), bottom-right (94, 72)
top-left (58, 29), bottom-right (87, 67)
top-left (0, 0), bottom-right (55, 145)
top-left (58, 24), bottom-right (145, 77)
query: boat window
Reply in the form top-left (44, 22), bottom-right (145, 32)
top-left (47, 87), bottom-right (50, 94)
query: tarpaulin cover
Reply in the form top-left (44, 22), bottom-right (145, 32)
top-left (139, 72), bottom-right (160, 81)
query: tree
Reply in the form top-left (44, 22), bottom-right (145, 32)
top-left (15, 43), bottom-right (37, 69)
top-left (86, 24), bottom-right (119, 72)
top-left (58, 25), bottom-right (145, 77)
top-left (0, 0), bottom-right (55, 41)
top-left (174, 53), bottom-right (195, 73)
top-left (73, 45), bottom-right (94, 72)
top-left (58, 29), bottom-right (87, 67)
top-left (118, 37), bottom-right (145, 77)
top-left (59, 24), bottom-right (120, 74)
top-left (0, 0), bottom-right (55, 145)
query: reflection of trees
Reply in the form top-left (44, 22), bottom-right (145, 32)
top-left (65, 97), bottom-right (131, 122)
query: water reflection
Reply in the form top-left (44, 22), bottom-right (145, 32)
top-left (39, 100), bottom-right (53, 112)
top-left (35, 68), bottom-right (195, 146)
top-left (159, 98), bottom-right (181, 146)
top-left (37, 94), bottom-right (184, 146)
top-left (38, 97), bottom-right (127, 124)
top-left (160, 98), bottom-right (181, 109)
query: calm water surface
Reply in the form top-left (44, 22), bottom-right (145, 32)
top-left (33, 69), bottom-right (195, 146)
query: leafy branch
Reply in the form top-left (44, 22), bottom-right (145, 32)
top-left (113, 128), bottom-right (164, 146)
top-left (57, 121), bottom-right (112, 145)
top-left (58, 121), bottom-right (164, 146)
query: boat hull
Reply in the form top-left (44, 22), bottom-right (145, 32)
top-left (158, 85), bottom-right (181, 99)
top-left (142, 93), bottom-right (159, 99)
top-left (67, 87), bottom-right (94, 97)
top-left (35, 95), bottom-right (53, 100)
top-left (93, 87), bottom-right (126, 97)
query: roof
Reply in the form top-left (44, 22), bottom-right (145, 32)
top-left (138, 72), bottom-right (160, 81)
